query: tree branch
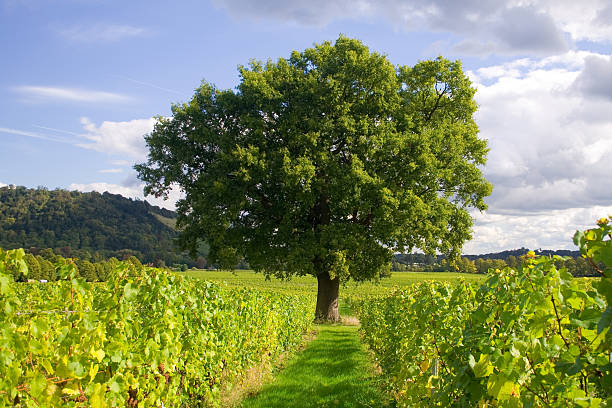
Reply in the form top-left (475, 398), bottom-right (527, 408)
top-left (424, 84), bottom-right (448, 122)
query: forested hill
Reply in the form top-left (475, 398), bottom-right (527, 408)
top-left (463, 247), bottom-right (580, 260)
top-left (394, 247), bottom-right (580, 265)
top-left (0, 185), bottom-right (202, 267)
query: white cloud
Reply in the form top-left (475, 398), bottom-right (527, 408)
top-left (98, 168), bottom-right (123, 174)
top-left (543, 0), bottom-right (612, 44)
top-left (0, 182), bottom-right (6, 188)
top-left (78, 117), bottom-right (156, 158)
top-left (464, 206), bottom-right (612, 254)
top-left (451, 4), bottom-right (568, 56)
top-left (69, 181), bottom-right (183, 211)
top-left (458, 50), bottom-right (612, 252)
top-left (14, 86), bottom-right (131, 103)
top-left (59, 24), bottom-right (148, 43)
top-left (572, 55), bottom-right (612, 101)
top-left (213, 0), bottom-right (612, 56)
top-left (69, 182), bottom-right (140, 200)
top-left (471, 51), bottom-right (612, 214)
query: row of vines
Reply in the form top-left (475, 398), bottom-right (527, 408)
top-left (358, 220), bottom-right (612, 407)
top-left (0, 250), bottom-right (314, 407)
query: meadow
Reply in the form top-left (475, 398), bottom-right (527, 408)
top-left (181, 269), bottom-right (485, 298)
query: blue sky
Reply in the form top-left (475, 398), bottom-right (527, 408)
top-left (1, 0), bottom-right (611, 254)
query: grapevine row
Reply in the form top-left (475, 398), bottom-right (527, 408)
top-left (0, 250), bottom-right (314, 407)
top-left (358, 220), bottom-right (612, 407)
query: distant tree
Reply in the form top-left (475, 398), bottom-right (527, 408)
top-left (57, 246), bottom-right (73, 258)
top-left (506, 255), bottom-right (519, 269)
top-left (475, 258), bottom-right (486, 274)
top-left (37, 256), bottom-right (56, 281)
top-left (24, 253), bottom-right (41, 281)
top-left (39, 248), bottom-right (58, 263)
top-left (456, 257), bottom-right (476, 274)
top-left (563, 257), bottom-right (577, 276)
top-left (76, 260), bottom-right (96, 282)
top-left (492, 259), bottom-right (507, 270)
top-left (136, 37), bottom-right (491, 321)
top-left (92, 251), bottom-right (104, 263)
top-left (195, 256), bottom-right (207, 269)
top-left (127, 255), bottom-right (143, 269)
top-left (73, 249), bottom-right (92, 262)
top-left (94, 263), bottom-right (105, 281)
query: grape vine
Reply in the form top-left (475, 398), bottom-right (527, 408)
top-left (358, 219), bottom-right (612, 407)
top-left (0, 250), bottom-right (313, 407)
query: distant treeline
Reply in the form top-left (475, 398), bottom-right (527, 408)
top-left (5, 247), bottom-right (146, 282)
top-left (0, 185), bottom-right (207, 267)
top-left (392, 250), bottom-right (597, 277)
top-left (2, 186), bottom-right (592, 275)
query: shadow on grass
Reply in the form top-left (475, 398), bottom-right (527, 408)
top-left (240, 325), bottom-right (391, 408)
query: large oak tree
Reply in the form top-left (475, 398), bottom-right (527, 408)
top-left (135, 37), bottom-right (492, 321)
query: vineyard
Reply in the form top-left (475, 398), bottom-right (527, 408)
top-left (0, 251), bottom-right (313, 407)
top-left (358, 221), bottom-right (612, 407)
top-left (1, 220), bottom-right (611, 407)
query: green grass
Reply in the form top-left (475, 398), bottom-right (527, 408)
top-left (239, 324), bottom-right (391, 408)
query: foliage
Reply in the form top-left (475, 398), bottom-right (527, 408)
top-left (0, 248), bottom-right (313, 407)
top-left (358, 219), bottom-right (612, 407)
top-left (36, 256), bottom-right (56, 281)
top-left (135, 36), bottom-right (491, 284)
top-left (392, 252), bottom-right (597, 277)
top-left (23, 254), bottom-right (41, 281)
top-left (0, 185), bottom-right (205, 267)
top-left (6, 247), bottom-right (140, 283)
top-left (76, 259), bottom-right (97, 282)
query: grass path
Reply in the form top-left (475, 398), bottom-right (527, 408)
top-left (239, 324), bottom-right (391, 408)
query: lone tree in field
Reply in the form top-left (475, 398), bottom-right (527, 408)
top-left (135, 37), bottom-right (492, 321)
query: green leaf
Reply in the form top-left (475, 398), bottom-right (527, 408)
top-left (123, 282), bottom-right (138, 301)
top-left (468, 354), bottom-right (476, 369)
top-left (0, 272), bottom-right (12, 294)
top-left (487, 372), bottom-right (514, 400)
top-left (91, 349), bottom-right (105, 363)
top-left (598, 306), bottom-right (612, 334)
top-left (596, 278), bottom-right (612, 305)
top-left (565, 355), bottom-right (582, 376)
top-left (573, 230), bottom-right (585, 250)
top-left (18, 259), bottom-right (28, 277)
top-left (572, 308), bottom-right (601, 329)
top-left (89, 383), bottom-right (107, 408)
top-left (32, 318), bottom-right (49, 337)
top-left (29, 372), bottom-right (47, 397)
top-left (473, 354), bottom-right (494, 378)
top-left (68, 360), bottom-right (87, 379)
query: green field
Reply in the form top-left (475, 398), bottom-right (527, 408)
top-left (181, 269), bottom-right (485, 300)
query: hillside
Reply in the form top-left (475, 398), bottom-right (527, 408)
top-left (462, 247), bottom-right (580, 260)
top-left (393, 247), bottom-right (579, 266)
top-left (0, 185), bottom-right (204, 266)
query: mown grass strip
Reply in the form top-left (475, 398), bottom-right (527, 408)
top-left (239, 324), bottom-right (391, 408)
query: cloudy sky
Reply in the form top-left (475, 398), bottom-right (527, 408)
top-left (1, 0), bottom-right (611, 254)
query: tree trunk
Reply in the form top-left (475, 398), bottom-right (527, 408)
top-left (315, 272), bottom-right (340, 322)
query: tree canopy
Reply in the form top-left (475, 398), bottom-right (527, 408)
top-left (0, 185), bottom-right (204, 267)
top-left (136, 36), bottom-right (492, 319)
